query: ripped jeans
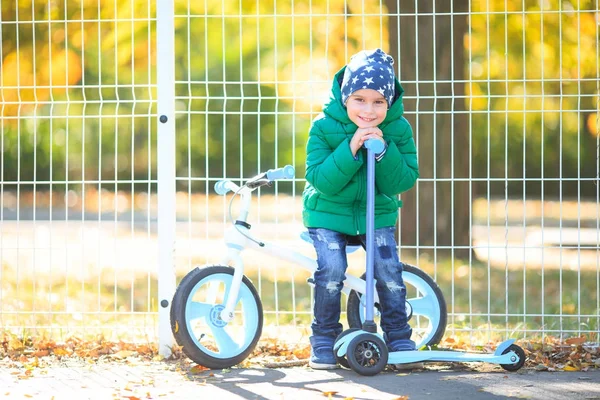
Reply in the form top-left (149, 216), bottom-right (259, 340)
top-left (308, 226), bottom-right (412, 344)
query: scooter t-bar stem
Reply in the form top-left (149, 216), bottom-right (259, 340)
top-left (363, 139), bottom-right (384, 333)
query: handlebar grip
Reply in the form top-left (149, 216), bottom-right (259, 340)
top-left (266, 165), bottom-right (295, 180)
top-left (214, 180), bottom-right (231, 195)
top-left (364, 139), bottom-right (385, 154)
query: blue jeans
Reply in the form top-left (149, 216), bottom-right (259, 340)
top-left (308, 227), bottom-right (412, 344)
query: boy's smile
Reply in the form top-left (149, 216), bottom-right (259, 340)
top-left (345, 88), bottom-right (388, 128)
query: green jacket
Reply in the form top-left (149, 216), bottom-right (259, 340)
top-left (302, 67), bottom-right (419, 235)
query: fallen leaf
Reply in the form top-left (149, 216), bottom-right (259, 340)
top-left (565, 337), bottom-right (586, 346)
top-left (563, 365), bottom-right (580, 371)
top-left (111, 350), bottom-right (136, 359)
top-left (322, 391), bottom-right (338, 397)
top-left (52, 348), bottom-right (71, 357)
top-left (190, 365), bottom-right (209, 374)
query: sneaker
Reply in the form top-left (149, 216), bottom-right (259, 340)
top-left (309, 336), bottom-right (339, 370)
top-left (389, 339), bottom-right (424, 370)
top-left (393, 361), bottom-right (424, 370)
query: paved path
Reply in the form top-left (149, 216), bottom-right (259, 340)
top-left (1, 360), bottom-right (599, 400)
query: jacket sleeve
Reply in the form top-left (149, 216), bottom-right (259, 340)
top-left (375, 118), bottom-right (419, 196)
top-left (305, 121), bottom-right (363, 196)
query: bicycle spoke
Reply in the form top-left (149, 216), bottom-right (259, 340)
top-left (206, 280), bottom-right (222, 304)
top-left (209, 324), bottom-right (239, 353)
top-left (407, 296), bottom-right (436, 321)
top-left (187, 301), bottom-right (212, 321)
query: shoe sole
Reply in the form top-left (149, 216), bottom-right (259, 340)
top-left (394, 362), bottom-right (424, 370)
top-left (309, 361), bottom-right (339, 370)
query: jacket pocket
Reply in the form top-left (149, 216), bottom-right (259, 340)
top-left (304, 190), bottom-right (320, 210)
top-left (376, 193), bottom-right (399, 213)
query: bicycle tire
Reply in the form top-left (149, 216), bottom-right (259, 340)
top-left (346, 264), bottom-right (447, 348)
top-left (170, 265), bottom-right (263, 369)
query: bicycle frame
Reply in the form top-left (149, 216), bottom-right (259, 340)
top-left (215, 179), bottom-right (376, 323)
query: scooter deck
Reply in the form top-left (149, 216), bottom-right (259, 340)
top-left (335, 331), bottom-right (521, 366)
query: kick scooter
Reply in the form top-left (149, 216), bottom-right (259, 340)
top-left (333, 139), bottom-right (526, 376)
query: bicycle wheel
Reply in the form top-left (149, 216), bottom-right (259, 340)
top-left (346, 264), bottom-right (447, 348)
top-left (170, 265), bottom-right (263, 369)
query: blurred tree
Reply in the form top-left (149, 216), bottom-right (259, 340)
top-left (467, 0), bottom-right (599, 202)
top-left (1, 0), bottom-right (597, 216)
top-left (387, 0), bottom-right (471, 257)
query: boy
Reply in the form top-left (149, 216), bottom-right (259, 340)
top-left (302, 48), bottom-right (419, 369)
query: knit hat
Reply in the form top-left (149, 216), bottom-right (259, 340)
top-left (340, 48), bottom-right (396, 107)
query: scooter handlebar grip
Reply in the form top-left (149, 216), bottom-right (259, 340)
top-left (364, 139), bottom-right (385, 154)
top-left (266, 165), bottom-right (295, 180)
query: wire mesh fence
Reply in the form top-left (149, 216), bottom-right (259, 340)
top-left (0, 0), bottom-right (598, 345)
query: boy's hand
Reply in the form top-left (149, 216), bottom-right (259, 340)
top-left (350, 127), bottom-right (385, 157)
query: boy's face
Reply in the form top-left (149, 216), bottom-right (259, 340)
top-left (345, 89), bottom-right (388, 128)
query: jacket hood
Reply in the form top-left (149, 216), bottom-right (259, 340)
top-left (322, 66), bottom-right (405, 127)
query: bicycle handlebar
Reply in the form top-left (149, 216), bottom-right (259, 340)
top-left (214, 164), bottom-right (295, 195)
top-left (214, 180), bottom-right (234, 195)
top-left (266, 165), bottom-right (295, 180)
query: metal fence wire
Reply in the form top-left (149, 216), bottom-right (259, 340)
top-left (0, 1), bottom-right (598, 354)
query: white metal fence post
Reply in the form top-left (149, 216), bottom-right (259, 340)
top-left (157, 0), bottom-right (176, 358)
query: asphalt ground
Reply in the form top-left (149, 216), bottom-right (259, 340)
top-left (2, 359), bottom-right (599, 400)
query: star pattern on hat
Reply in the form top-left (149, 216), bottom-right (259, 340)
top-left (340, 49), bottom-right (396, 106)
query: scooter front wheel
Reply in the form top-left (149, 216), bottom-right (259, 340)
top-left (346, 333), bottom-right (389, 376)
top-left (170, 265), bottom-right (263, 369)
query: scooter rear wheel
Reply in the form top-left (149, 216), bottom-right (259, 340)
top-left (500, 344), bottom-right (526, 371)
top-left (346, 333), bottom-right (389, 376)
top-left (333, 328), bottom-right (361, 369)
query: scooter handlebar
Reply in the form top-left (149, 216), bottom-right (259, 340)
top-left (364, 138), bottom-right (385, 154)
